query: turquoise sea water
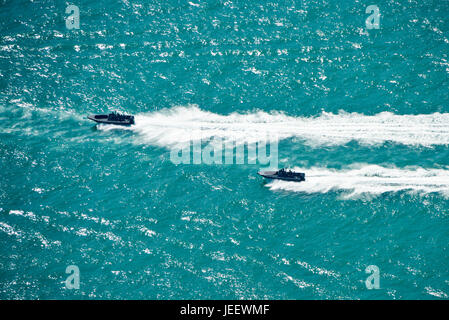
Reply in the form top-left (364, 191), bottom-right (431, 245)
top-left (1, 0), bottom-right (449, 299)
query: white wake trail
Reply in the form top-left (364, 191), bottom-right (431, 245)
top-left (100, 105), bottom-right (449, 147)
top-left (267, 164), bottom-right (449, 198)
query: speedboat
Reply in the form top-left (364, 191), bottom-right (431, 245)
top-left (258, 168), bottom-right (305, 182)
top-left (87, 112), bottom-right (135, 125)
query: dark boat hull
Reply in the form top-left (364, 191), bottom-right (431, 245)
top-left (88, 114), bottom-right (134, 125)
top-left (258, 171), bottom-right (305, 182)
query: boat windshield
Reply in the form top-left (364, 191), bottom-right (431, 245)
top-left (108, 112), bottom-right (129, 121)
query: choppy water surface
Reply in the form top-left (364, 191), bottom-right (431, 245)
top-left (1, 0), bottom-right (449, 299)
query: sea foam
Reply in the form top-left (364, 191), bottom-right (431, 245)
top-left (98, 105), bottom-right (449, 148)
top-left (266, 164), bottom-right (449, 198)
